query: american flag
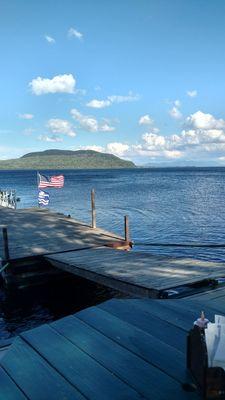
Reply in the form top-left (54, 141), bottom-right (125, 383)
top-left (38, 173), bottom-right (64, 189)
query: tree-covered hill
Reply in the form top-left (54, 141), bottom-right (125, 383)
top-left (0, 149), bottom-right (136, 169)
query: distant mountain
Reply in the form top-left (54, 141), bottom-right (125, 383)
top-left (0, 149), bottom-right (136, 169)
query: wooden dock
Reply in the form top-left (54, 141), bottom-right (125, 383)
top-left (0, 207), bottom-right (125, 260)
top-left (1, 287), bottom-right (225, 399)
top-left (1, 206), bottom-right (225, 295)
top-left (47, 247), bottom-right (225, 297)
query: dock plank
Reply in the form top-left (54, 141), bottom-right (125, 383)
top-left (0, 207), bottom-right (124, 259)
top-left (98, 299), bottom-right (186, 352)
top-left (1, 337), bottom-right (85, 400)
top-left (47, 247), bottom-right (225, 297)
top-left (21, 324), bottom-right (143, 400)
top-left (75, 306), bottom-right (187, 383)
top-left (51, 315), bottom-right (189, 400)
top-left (1, 295), bottom-right (216, 400)
top-left (0, 367), bottom-right (26, 400)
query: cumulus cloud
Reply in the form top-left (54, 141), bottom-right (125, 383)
top-left (29, 74), bottom-right (76, 95)
top-left (163, 150), bottom-right (183, 159)
top-left (86, 91), bottom-right (140, 108)
top-left (169, 106), bottom-right (182, 120)
top-left (71, 109), bottom-right (115, 132)
top-left (186, 111), bottom-right (225, 130)
top-left (139, 114), bottom-right (154, 125)
top-left (86, 99), bottom-right (111, 109)
top-left (142, 133), bottom-right (166, 150)
top-left (106, 142), bottom-right (130, 156)
top-left (18, 113), bottom-right (34, 120)
top-left (38, 135), bottom-right (63, 142)
top-left (68, 27), bottom-right (83, 40)
top-left (45, 35), bottom-right (55, 44)
top-left (74, 110), bottom-right (225, 163)
top-left (47, 118), bottom-right (76, 137)
top-left (187, 90), bottom-right (197, 97)
top-left (168, 99), bottom-right (183, 120)
top-left (133, 110), bottom-right (225, 161)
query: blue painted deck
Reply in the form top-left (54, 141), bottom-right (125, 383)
top-left (1, 288), bottom-right (225, 399)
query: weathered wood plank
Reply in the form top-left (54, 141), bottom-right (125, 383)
top-left (47, 247), bottom-right (225, 296)
top-left (1, 337), bottom-right (85, 400)
top-left (75, 306), bottom-right (187, 383)
top-left (21, 324), bottom-right (143, 400)
top-left (51, 315), bottom-right (190, 400)
top-left (126, 299), bottom-right (204, 331)
top-left (98, 299), bottom-right (186, 352)
top-left (0, 367), bottom-right (27, 400)
top-left (0, 207), bottom-right (124, 260)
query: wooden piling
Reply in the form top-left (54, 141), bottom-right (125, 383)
top-left (124, 215), bottom-right (129, 242)
top-left (91, 189), bottom-right (96, 229)
top-left (2, 226), bottom-right (9, 261)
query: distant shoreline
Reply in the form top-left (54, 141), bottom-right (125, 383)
top-left (0, 166), bottom-right (225, 171)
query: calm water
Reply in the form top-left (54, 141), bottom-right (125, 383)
top-left (2, 167), bottom-right (225, 260)
top-left (1, 167), bottom-right (225, 339)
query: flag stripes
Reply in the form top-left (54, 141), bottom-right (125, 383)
top-left (38, 173), bottom-right (64, 189)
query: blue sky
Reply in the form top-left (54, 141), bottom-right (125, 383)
top-left (1, 0), bottom-right (225, 165)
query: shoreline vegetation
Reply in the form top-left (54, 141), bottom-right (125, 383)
top-left (0, 149), bottom-right (136, 170)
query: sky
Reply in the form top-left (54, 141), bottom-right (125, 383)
top-left (1, 0), bottom-right (225, 165)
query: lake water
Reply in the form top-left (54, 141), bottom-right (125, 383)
top-left (2, 167), bottom-right (225, 260)
top-left (1, 167), bottom-right (225, 340)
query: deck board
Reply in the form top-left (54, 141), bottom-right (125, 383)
top-left (75, 306), bottom-right (187, 383)
top-left (51, 315), bottom-right (188, 400)
top-left (0, 207), bottom-right (124, 259)
top-left (47, 247), bottom-right (225, 296)
top-left (2, 291), bottom-right (223, 399)
top-left (1, 337), bottom-right (85, 400)
top-left (0, 367), bottom-right (27, 400)
top-left (21, 324), bottom-right (142, 400)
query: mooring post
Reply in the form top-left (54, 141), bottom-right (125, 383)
top-left (2, 226), bottom-right (9, 262)
top-left (124, 215), bottom-right (129, 242)
top-left (91, 189), bottom-right (96, 229)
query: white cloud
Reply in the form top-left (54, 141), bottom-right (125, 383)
top-left (47, 118), bottom-right (76, 137)
top-left (106, 142), bottom-right (130, 156)
top-left (86, 91), bottom-right (140, 109)
top-left (186, 111), bottom-right (225, 130)
top-left (76, 145), bottom-right (105, 153)
top-left (68, 27), bottom-right (83, 40)
top-left (71, 109), bottom-right (115, 132)
top-left (139, 114), bottom-right (154, 125)
top-left (108, 92), bottom-right (140, 103)
top-left (38, 135), bottom-right (63, 142)
top-left (18, 113), bottom-right (34, 120)
top-left (133, 110), bottom-right (225, 162)
top-left (163, 150), bottom-right (183, 159)
top-left (169, 106), bottom-right (183, 120)
top-left (74, 143), bottom-right (130, 158)
top-left (187, 90), bottom-right (197, 98)
top-left (174, 99), bottom-right (181, 107)
top-left (29, 74), bottom-right (76, 95)
top-left (86, 99), bottom-right (111, 109)
top-left (142, 132), bottom-right (166, 150)
top-left (45, 35), bottom-right (55, 44)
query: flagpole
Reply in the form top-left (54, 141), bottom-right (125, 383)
top-left (37, 171), bottom-right (40, 208)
